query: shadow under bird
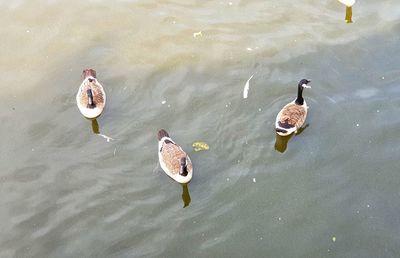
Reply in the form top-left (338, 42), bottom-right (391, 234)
top-left (275, 79), bottom-right (311, 136)
top-left (158, 129), bottom-right (193, 184)
top-left (76, 69), bottom-right (106, 119)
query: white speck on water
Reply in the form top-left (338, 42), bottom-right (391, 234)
top-left (356, 210), bottom-right (360, 214)
top-left (172, 20), bottom-right (176, 24)
top-left (382, 76), bottom-right (385, 80)
top-left (356, 123), bottom-right (359, 127)
top-left (253, 178), bottom-right (256, 183)
top-left (26, 30), bottom-right (30, 33)
top-left (278, 217), bottom-right (282, 221)
top-left (123, 86), bottom-right (127, 90)
top-left (193, 31), bottom-right (202, 38)
top-left (367, 204), bottom-right (370, 208)
top-left (31, 148), bottom-right (35, 151)
top-left (167, 104), bottom-right (171, 108)
top-left (377, 109), bottom-right (380, 113)
top-left (258, 108), bottom-right (262, 112)
top-left (113, 148), bottom-right (116, 156)
top-left (332, 236), bottom-right (336, 242)
top-left (237, 160), bottom-right (241, 163)
top-left (246, 47), bottom-right (253, 51)
top-left (228, 2), bottom-right (233, 5)
top-left (226, 177), bottom-right (230, 181)
top-left (161, 100), bottom-right (166, 104)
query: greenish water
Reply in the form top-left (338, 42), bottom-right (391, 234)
top-left (1, 0), bottom-right (400, 257)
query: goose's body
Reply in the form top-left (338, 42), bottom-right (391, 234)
top-left (275, 79), bottom-right (311, 136)
top-left (337, 0), bottom-right (356, 7)
top-left (76, 69), bottom-right (106, 119)
top-left (158, 129), bottom-right (193, 184)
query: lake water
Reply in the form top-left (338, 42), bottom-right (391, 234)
top-left (1, 0), bottom-right (400, 257)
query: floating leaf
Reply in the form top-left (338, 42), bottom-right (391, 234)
top-left (192, 141), bottom-right (209, 152)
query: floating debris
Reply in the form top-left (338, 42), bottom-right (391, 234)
top-left (98, 134), bottom-right (114, 142)
top-left (243, 74), bottom-right (254, 99)
top-left (193, 31), bottom-right (202, 38)
top-left (192, 141), bottom-right (209, 152)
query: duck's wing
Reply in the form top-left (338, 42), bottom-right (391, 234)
top-left (277, 103), bottom-right (307, 130)
top-left (77, 81), bottom-right (105, 109)
top-left (91, 83), bottom-right (105, 109)
top-left (160, 140), bottom-right (187, 175)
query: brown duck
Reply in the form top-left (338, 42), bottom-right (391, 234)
top-left (275, 79), bottom-right (311, 136)
top-left (76, 69), bottom-right (106, 119)
top-left (158, 129), bottom-right (193, 184)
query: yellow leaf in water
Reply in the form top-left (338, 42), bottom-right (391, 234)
top-left (192, 142), bottom-right (209, 152)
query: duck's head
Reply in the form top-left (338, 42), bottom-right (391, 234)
top-left (298, 79), bottom-right (311, 89)
top-left (82, 69), bottom-right (97, 79)
top-left (82, 69), bottom-right (98, 85)
top-left (179, 157), bottom-right (188, 177)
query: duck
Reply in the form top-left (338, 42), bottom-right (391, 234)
top-left (275, 79), bottom-right (311, 136)
top-left (76, 69), bottom-right (106, 119)
top-left (158, 129), bottom-right (193, 184)
top-left (337, 0), bottom-right (356, 7)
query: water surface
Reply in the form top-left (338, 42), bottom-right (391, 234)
top-left (1, 0), bottom-right (400, 257)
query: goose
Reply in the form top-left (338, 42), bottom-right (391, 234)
top-left (158, 129), bottom-right (193, 184)
top-left (275, 79), bottom-right (311, 136)
top-left (76, 69), bottom-right (106, 119)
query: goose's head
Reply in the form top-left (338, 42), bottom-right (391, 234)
top-left (82, 69), bottom-right (98, 86)
top-left (82, 69), bottom-right (97, 79)
top-left (179, 157), bottom-right (189, 177)
top-left (298, 79), bottom-right (311, 89)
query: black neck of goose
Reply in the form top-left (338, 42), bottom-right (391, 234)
top-left (87, 89), bottom-right (96, 108)
top-left (180, 158), bottom-right (188, 177)
top-left (180, 164), bottom-right (188, 177)
top-left (295, 85), bottom-right (304, 105)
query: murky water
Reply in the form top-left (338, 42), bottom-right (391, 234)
top-left (1, 0), bottom-right (400, 257)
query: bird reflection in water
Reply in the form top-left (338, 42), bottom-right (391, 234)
top-left (274, 124), bottom-right (309, 153)
top-left (91, 119), bottom-right (100, 134)
top-left (181, 183), bottom-right (191, 208)
top-left (90, 118), bottom-right (114, 142)
top-left (345, 6), bottom-right (353, 23)
top-left (337, 0), bottom-right (355, 23)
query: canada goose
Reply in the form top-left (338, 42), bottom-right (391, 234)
top-left (275, 79), bottom-right (311, 136)
top-left (76, 69), bottom-right (106, 119)
top-left (158, 129), bottom-right (193, 184)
